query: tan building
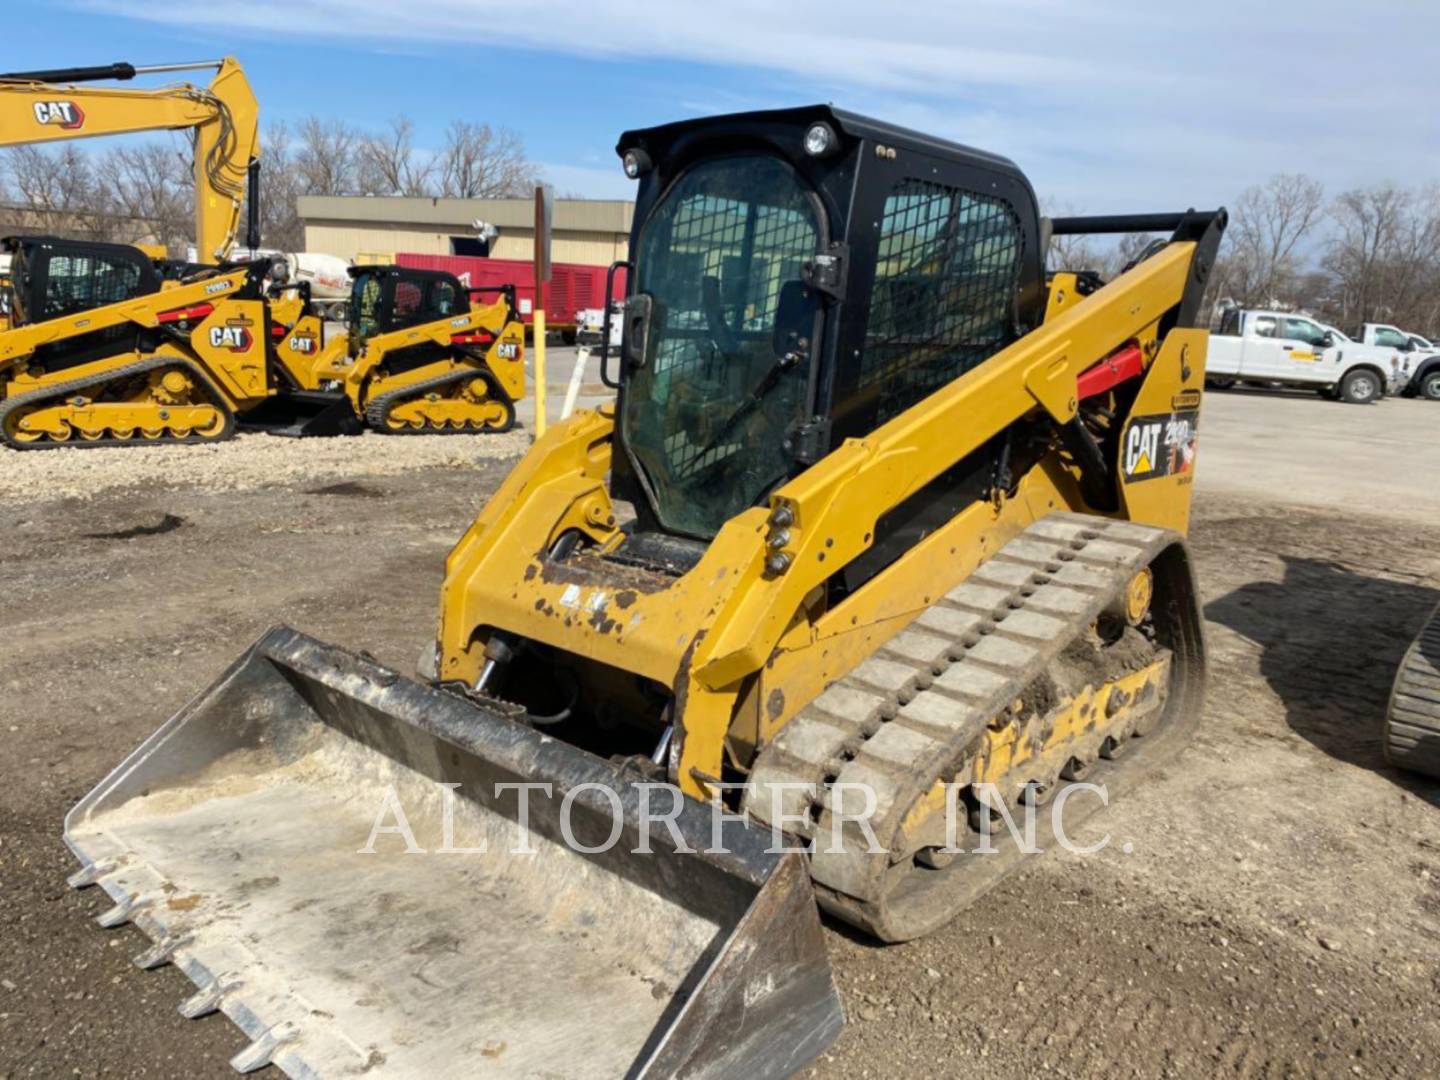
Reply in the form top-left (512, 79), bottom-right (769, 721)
top-left (297, 196), bottom-right (634, 266)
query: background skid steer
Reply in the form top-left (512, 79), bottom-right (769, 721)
top-left (68, 104), bottom-right (1224, 1075)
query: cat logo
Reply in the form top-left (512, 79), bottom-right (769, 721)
top-left (208, 323), bottom-right (254, 352)
top-left (496, 342), bottom-right (520, 360)
top-left (1124, 421), bottom-right (1160, 476)
top-left (32, 100), bottom-right (85, 130)
top-left (1122, 409), bottom-right (1199, 483)
top-left (288, 334), bottom-right (317, 355)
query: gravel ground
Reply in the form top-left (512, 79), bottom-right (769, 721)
top-left (1, 390), bottom-right (1438, 1077)
top-left (0, 429), bottom-right (529, 502)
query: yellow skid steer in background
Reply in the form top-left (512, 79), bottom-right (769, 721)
top-left (67, 106), bottom-right (1225, 1075)
top-left (258, 264), bottom-right (525, 437)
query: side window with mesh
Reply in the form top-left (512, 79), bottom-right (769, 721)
top-left (41, 252), bottom-right (145, 319)
top-left (861, 181), bottom-right (1024, 422)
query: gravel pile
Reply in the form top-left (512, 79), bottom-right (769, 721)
top-left (0, 429), bottom-right (529, 503)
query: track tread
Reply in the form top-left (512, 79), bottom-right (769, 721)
top-left (1384, 602), bottom-right (1440, 776)
top-left (363, 364), bottom-right (515, 435)
top-left (0, 355), bottom-right (236, 450)
top-left (744, 511), bottom-right (1189, 939)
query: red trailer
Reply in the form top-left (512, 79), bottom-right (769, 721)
top-left (394, 253), bottom-right (627, 341)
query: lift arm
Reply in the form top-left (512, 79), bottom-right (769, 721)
top-left (0, 58), bottom-right (260, 262)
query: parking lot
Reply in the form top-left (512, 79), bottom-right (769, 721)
top-left (1, 388), bottom-right (1438, 1077)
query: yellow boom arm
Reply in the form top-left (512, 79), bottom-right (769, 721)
top-left (0, 58), bottom-right (260, 262)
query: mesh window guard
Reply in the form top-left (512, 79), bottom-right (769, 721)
top-left (862, 180), bottom-right (1024, 423)
top-left (42, 253), bottom-right (145, 320)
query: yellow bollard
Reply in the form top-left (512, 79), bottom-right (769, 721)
top-left (533, 310), bottom-right (547, 439)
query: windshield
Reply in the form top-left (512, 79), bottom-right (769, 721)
top-left (622, 155), bottom-right (822, 538)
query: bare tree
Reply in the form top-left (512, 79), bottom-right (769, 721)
top-left (358, 117), bottom-right (434, 197)
top-left (1224, 174), bottom-right (1326, 307)
top-left (295, 116), bottom-right (360, 197)
top-left (96, 142), bottom-right (193, 254)
top-left (2, 145), bottom-right (112, 240)
top-left (1324, 184), bottom-right (1410, 327)
top-left (437, 120), bottom-right (537, 199)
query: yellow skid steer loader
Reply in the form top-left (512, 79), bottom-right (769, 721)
top-left (67, 106), bottom-right (1224, 1075)
top-left (256, 264), bottom-right (525, 436)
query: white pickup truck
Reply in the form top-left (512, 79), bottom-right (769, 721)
top-left (1206, 308), bottom-right (1403, 404)
top-left (1358, 323), bottom-right (1440, 400)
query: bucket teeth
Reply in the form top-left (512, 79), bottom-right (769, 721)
top-left (179, 972), bottom-right (241, 1020)
top-left (230, 1020), bottom-right (300, 1074)
top-left (96, 892), bottom-right (151, 929)
top-left (67, 858), bottom-right (120, 889)
top-left (133, 933), bottom-right (187, 970)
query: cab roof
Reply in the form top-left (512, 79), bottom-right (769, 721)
top-left (617, 103), bottom-right (1026, 183)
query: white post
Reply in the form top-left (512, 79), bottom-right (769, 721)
top-left (561, 346), bottom-right (591, 420)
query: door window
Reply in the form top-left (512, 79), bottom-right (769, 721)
top-left (1280, 317), bottom-right (1325, 347)
top-left (623, 154), bottom-right (821, 537)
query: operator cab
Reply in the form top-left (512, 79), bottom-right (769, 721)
top-left (1, 235), bottom-right (162, 371)
top-left (604, 105), bottom-right (1044, 582)
top-left (346, 265), bottom-right (467, 352)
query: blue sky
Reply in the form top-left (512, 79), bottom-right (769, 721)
top-left (11, 0), bottom-right (1440, 210)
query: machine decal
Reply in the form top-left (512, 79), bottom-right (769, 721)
top-left (288, 334), bottom-right (317, 354)
top-left (32, 100), bottom-right (85, 129)
top-left (1121, 409), bottom-right (1198, 483)
top-left (496, 342), bottom-right (520, 360)
top-left (209, 322), bottom-right (254, 352)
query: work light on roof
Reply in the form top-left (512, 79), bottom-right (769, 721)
top-left (622, 148), bottom-right (652, 179)
top-left (804, 122), bottom-right (837, 157)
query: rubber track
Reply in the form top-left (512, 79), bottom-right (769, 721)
top-left (744, 511), bottom-right (1178, 931)
top-left (363, 365), bottom-right (515, 436)
top-left (1384, 601), bottom-right (1440, 777)
top-left (0, 355), bottom-right (236, 451)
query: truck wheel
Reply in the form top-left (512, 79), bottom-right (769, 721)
top-left (1339, 369), bottom-right (1381, 404)
top-left (1422, 370), bottom-right (1440, 401)
top-left (1205, 376), bottom-right (1236, 390)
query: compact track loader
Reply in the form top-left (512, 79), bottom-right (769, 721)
top-left (0, 242), bottom-right (524, 447)
top-left (0, 237), bottom-right (277, 447)
top-left (67, 106), bottom-right (1224, 1075)
top-left (258, 264), bottom-right (525, 436)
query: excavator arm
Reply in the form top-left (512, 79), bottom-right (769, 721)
top-left (0, 58), bottom-right (260, 262)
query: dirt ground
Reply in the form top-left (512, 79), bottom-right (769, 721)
top-left (1, 391), bottom-right (1438, 1078)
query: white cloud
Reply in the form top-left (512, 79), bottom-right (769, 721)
top-left (84, 0), bottom-right (1440, 210)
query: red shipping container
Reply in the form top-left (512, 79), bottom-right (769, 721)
top-left (395, 253), bottom-right (628, 333)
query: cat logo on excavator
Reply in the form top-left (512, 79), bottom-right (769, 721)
top-left (209, 322), bottom-right (253, 352)
top-left (32, 100), bottom-right (85, 129)
top-left (288, 334), bottom-right (317, 354)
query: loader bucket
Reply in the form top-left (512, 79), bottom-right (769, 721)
top-left (65, 627), bottom-right (842, 1078)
